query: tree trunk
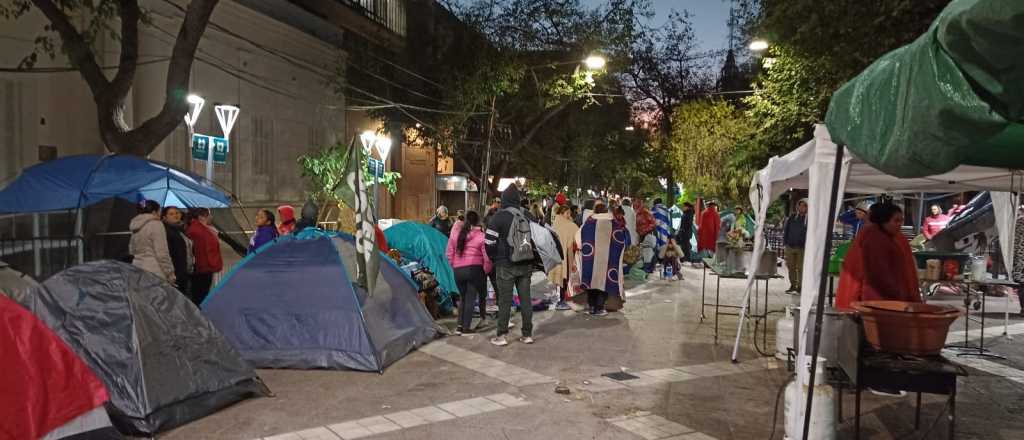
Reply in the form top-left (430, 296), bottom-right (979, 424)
top-left (32, 0), bottom-right (221, 157)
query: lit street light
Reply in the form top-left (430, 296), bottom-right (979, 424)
top-left (212, 105), bottom-right (240, 181)
top-left (359, 130), bottom-right (393, 220)
top-left (184, 94), bottom-right (205, 129)
top-left (625, 126), bottom-right (635, 131)
top-left (749, 39), bottom-right (770, 52)
top-left (584, 55), bottom-right (607, 70)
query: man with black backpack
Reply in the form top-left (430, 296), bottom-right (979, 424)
top-left (485, 184), bottom-right (536, 346)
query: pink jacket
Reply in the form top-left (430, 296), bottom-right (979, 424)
top-left (446, 221), bottom-right (493, 273)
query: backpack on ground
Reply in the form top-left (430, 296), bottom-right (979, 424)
top-left (504, 207), bottom-right (535, 263)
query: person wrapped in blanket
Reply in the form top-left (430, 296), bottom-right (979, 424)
top-left (836, 203), bottom-right (921, 310)
top-left (574, 203), bottom-right (630, 315)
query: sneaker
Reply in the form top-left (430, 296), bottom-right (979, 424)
top-left (555, 302), bottom-right (572, 311)
top-left (460, 328), bottom-right (476, 335)
top-left (591, 309), bottom-right (609, 317)
top-left (454, 327), bottom-right (463, 335)
top-left (519, 336), bottom-right (535, 344)
top-left (508, 321), bottom-right (516, 329)
top-left (490, 336), bottom-right (508, 346)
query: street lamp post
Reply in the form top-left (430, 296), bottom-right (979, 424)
top-left (360, 131), bottom-right (392, 221)
top-left (184, 94), bottom-right (204, 174)
top-left (213, 104), bottom-right (240, 182)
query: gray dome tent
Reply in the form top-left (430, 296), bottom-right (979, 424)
top-left (0, 260), bottom-right (39, 305)
top-left (18, 260), bottom-right (271, 435)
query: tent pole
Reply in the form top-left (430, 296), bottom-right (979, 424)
top-left (917, 192), bottom-right (925, 235)
top-left (801, 144), bottom-right (845, 440)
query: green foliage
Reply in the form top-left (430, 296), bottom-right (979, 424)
top-left (297, 144), bottom-right (402, 209)
top-left (378, 0), bottom-right (650, 193)
top-left (736, 0), bottom-right (951, 162)
top-left (669, 99), bottom-right (754, 203)
top-left (659, 0), bottom-right (951, 208)
top-left (2, 0), bottom-right (129, 69)
top-left (297, 144), bottom-right (348, 207)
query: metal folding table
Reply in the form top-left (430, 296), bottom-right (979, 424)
top-left (944, 278), bottom-right (1019, 359)
top-left (699, 257), bottom-right (781, 345)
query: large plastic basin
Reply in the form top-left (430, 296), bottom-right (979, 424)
top-left (851, 300), bottom-right (963, 355)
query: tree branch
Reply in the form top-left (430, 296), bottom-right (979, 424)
top-left (511, 101), bottom-right (569, 152)
top-left (108, 0), bottom-right (141, 100)
top-left (30, 0), bottom-right (108, 95)
top-left (122, 0), bottom-right (220, 154)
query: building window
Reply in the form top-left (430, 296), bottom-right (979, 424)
top-left (347, 0), bottom-right (407, 36)
top-left (309, 125), bottom-right (324, 150)
top-left (252, 115), bottom-right (274, 177)
top-left (1, 80), bottom-right (19, 179)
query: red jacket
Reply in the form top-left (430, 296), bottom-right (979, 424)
top-left (187, 221), bottom-right (223, 274)
top-left (697, 208), bottom-right (721, 252)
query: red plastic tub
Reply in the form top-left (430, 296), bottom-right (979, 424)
top-left (852, 301), bottom-right (964, 355)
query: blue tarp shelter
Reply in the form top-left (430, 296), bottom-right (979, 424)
top-left (0, 154), bottom-right (229, 213)
top-left (201, 229), bottom-right (437, 372)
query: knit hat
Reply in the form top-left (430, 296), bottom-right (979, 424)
top-left (555, 192), bottom-right (568, 206)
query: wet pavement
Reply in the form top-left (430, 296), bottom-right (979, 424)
top-left (161, 264), bottom-right (1024, 440)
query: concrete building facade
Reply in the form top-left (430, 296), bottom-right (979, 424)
top-left (0, 0), bottom-right (438, 217)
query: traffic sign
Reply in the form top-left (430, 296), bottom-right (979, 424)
top-left (191, 134), bottom-right (228, 164)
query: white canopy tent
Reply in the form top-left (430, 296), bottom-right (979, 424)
top-left (729, 124), bottom-right (1020, 436)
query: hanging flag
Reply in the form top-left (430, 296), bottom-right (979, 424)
top-left (338, 138), bottom-right (379, 295)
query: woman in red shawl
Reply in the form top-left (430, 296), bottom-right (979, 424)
top-left (836, 203), bottom-right (921, 310)
top-left (697, 201), bottom-right (721, 253)
top-left (634, 198), bottom-right (657, 237)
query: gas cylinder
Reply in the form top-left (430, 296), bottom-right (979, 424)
top-left (783, 357), bottom-right (836, 440)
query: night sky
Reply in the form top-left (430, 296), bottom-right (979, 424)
top-left (585, 0), bottom-right (733, 52)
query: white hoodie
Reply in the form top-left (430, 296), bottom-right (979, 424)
top-left (129, 214), bottom-right (174, 281)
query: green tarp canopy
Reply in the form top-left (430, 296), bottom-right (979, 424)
top-left (825, 0), bottom-right (1024, 178)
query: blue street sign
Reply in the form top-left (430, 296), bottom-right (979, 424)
top-left (191, 134), bottom-right (228, 164)
top-left (367, 157), bottom-right (385, 178)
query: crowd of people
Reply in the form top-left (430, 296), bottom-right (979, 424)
top-left (431, 186), bottom-right (775, 347)
top-left (127, 200), bottom-right (319, 305)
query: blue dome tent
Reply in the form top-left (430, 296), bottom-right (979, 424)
top-left (201, 229), bottom-right (438, 372)
top-left (0, 154), bottom-right (230, 213)
top-left (0, 154), bottom-right (248, 279)
top-left (382, 221), bottom-right (458, 310)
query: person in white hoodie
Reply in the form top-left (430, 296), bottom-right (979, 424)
top-left (621, 197), bottom-right (638, 246)
top-left (129, 200), bottom-right (175, 282)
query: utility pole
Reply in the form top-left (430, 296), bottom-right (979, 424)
top-left (479, 96), bottom-right (497, 208)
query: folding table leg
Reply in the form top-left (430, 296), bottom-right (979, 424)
top-left (950, 382), bottom-right (957, 439)
top-left (837, 384), bottom-right (843, 423)
top-left (855, 387), bottom-right (862, 440)
top-left (915, 392), bottom-right (922, 430)
top-left (700, 266), bottom-right (707, 320)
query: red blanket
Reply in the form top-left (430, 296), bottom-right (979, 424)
top-left (836, 224), bottom-right (921, 310)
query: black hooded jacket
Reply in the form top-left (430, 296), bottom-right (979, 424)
top-left (485, 185), bottom-right (529, 265)
top-left (295, 200), bottom-right (318, 231)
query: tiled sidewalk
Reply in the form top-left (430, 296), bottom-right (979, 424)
top-left (258, 393), bottom-right (529, 440)
top-left (417, 340), bottom-right (557, 386)
top-left (607, 412), bottom-right (718, 440)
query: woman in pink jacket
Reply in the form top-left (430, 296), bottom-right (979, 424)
top-left (446, 211), bottom-right (493, 335)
